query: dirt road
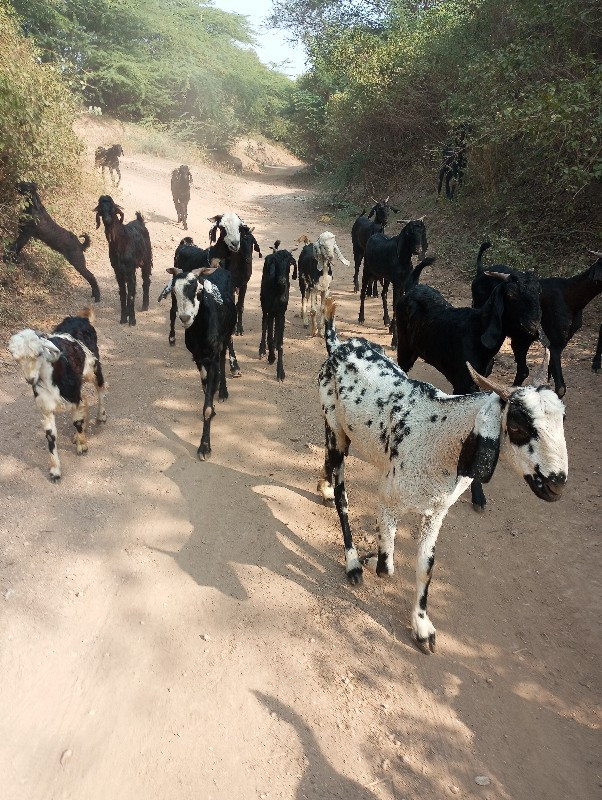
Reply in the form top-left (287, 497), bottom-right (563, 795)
top-left (0, 123), bottom-right (600, 800)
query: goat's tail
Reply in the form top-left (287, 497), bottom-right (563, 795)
top-left (404, 256), bottom-right (436, 294)
top-left (476, 241), bottom-right (492, 273)
top-left (323, 297), bottom-right (339, 355)
top-left (79, 233), bottom-right (91, 251)
top-left (77, 306), bottom-right (95, 325)
top-left (135, 211), bottom-right (145, 223)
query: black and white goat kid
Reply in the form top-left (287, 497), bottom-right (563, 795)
top-left (259, 240), bottom-right (298, 381)
top-left (297, 231), bottom-right (350, 337)
top-left (8, 308), bottom-right (107, 482)
top-left (166, 264), bottom-right (237, 460)
top-left (317, 298), bottom-right (567, 651)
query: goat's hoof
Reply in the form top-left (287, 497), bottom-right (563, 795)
top-left (120, 318), bottom-right (128, 325)
top-left (50, 473), bottom-right (61, 483)
top-left (230, 369), bottom-right (242, 378)
top-left (169, 338), bottom-right (176, 347)
top-left (593, 366), bottom-right (602, 374)
top-left (416, 633), bottom-right (436, 654)
top-left (92, 291), bottom-right (101, 302)
top-left (277, 372), bottom-right (285, 382)
top-left (197, 444), bottom-right (211, 461)
top-left (141, 303), bottom-right (149, 312)
top-left (346, 566), bottom-right (363, 586)
top-left (268, 353), bottom-right (276, 364)
top-left (129, 319), bottom-right (136, 327)
top-left (219, 392), bottom-right (229, 402)
top-left (556, 386), bottom-right (566, 398)
top-left (472, 502), bottom-right (486, 513)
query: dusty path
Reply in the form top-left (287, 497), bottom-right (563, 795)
top-left (0, 128), bottom-right (600, 800)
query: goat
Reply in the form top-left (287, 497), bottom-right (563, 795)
top-left (359, 218), bottom-right (428, 348)
top-left (396, 256), bottom-right (541, 511)
top-left (297, 232), bottom-right (350, 337)
top-left (8, 307), bottom-right (107, 482)
top-left (166, 264), bottom-right (237, 460)
top-left (5, 182), bottom-right (100, 302)
top-left (158, 236), bottom-right (241, 376)
top-left (437, 126), bottom-right (467, 200)
top-left (317, 297), bottom-right (567, 651)
top-left (259, 240), bottom-right (298, 381)
top-left (473, 243), bottom-right (602, 397)
top-left (95, 145), bottom-right (124, 184)
top-left (94, 195), bottom-right (153, 326)
top-left (208, 213), bottom-right (262, 335)
top-left (351, 196), bottom-right (399, 293)
top-left (171, 165), bottom-right (193, 229)
top-left (471, 241), bottom-right (542, 386)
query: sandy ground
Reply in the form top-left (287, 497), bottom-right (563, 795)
top-left (0, 120), bottom-right (600, 800)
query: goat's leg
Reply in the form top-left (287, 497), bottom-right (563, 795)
top-left (358, 273), bottom-right (369, 324)
top-left (259, 312), bottom-right (268, 358)
top-left (446, 169), bottom-right (454, 200)
top-left (218, 346), bottom-right (229, 401)
top-left (592, 323), bottom-right (602, 373)
top-left (371, 279), bottom-right (379, 298)
top-left (228, 338), bottom-right (241, 377)
top-left (510, 336), bottom-right (532, 386)
top-left (362, 504), bottom-right (397, 577)
top-left (352, 244), bottom-right (362, 293)
top-left (68, 250), bottom-right (101, 303)
top-left (319, 423), bottom-right (360, 584)
top-left (301, 290), bottom-right (309, 328)
top-left (198, 362), bottom-right (219, 460)
top-left (470, 480), bottom-right (487, 511)
top-left (235, 284), bottom-right (247, 335)
top-left (267, 315), bottom-right (276, 364)
top-left (115, 164), bottom-right (121, 186)
top-left (412, 510), bottom-right (446, 652)
top-left (548, 345), bottom-right (566, 398)
top-left (42, 412), bottom-right (61, 482)
top-left (6, 224), bottom-right (34, 260)
top-left (94, 360), bottom-right (108, 423)
top-left (182, 201), bottom-right (188, 231)
top-left (381, 283), bottom-right (391, 327)
top-left (126, 271), bottom-right (136, 326)
top-left (317, 291), bottom-right (327, 337)
top-left (437, 166), bottom-right (446, 196)
top-left (72, 399), bottom-right (89, 455)
top-left (115, 271), bottom-right (128, 324)
top-left (169, 295), bottom-right (177, 345)
top-left (389, 284), bottom-right (399, 349)
top-left (141, 264), bottom-right (150, 312)
top-left (310, 291), bottom-right (318, 337)
top-left (276, 314), bottom-right (285, 382)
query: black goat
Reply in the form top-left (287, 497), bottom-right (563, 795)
top-left (5, 182), bottom-right (100, 302)
top-left (359, 218), bottom-right (428, 348)
top-left (471, 241), bottom-right (541, 386)
top-left (437, 126), bottom-right (467, 200)
top-left (158, 236), bottom-right (241, 375)
top-left (396, 256), bottom-right (541, 510)
top-left (95, 145), bottom-right (124, 184)
top-left (208, 212), bottom-right (262, 335)
top-left (94, 195), bottom-right (152, 326)
top-left (473, 243), bottom-right (602, 397)
top-left (259, 240), bottom-right (298, 381)
top-left (171, 165), bottom-right (192, 229)
top-left (166, 264), bottom-right (237, 460)
top-left (351, 197), bottom-right (399, 293)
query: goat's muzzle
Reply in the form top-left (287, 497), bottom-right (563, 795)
top-left (179, 313), bottom-right (192, 326)
top-left (522, 321), bottom-right (539, 338)
top-left (525, 470), bottom-right (567, 502)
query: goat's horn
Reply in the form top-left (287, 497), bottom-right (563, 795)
top-left (484, 271), bottom-right (511, 281)
top-left (369, 195), bottom-right (377, 204)
top-left (466, 362), bottom-right (513, 401)
top-left (587, 250), bottom-right (602, 257)
top-left (385, 196), bottom-right (390, 202)
top-left (397, 219), bottom-right (411, 225)
top-left (530, 343), bottom-right (550, 386)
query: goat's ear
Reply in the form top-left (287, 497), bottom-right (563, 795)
top-left (480, 285), bottom-right (505, 349)
top-left (166, 267), bottom-right (182, 275)
top-left (41, 339), bottom-right (61, 363)
top-left (457, 393), bottom-right (503, 482)
top-left (207, 215), bottom-right (222, 223)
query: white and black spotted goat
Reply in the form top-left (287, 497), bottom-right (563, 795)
top-left (8, 308), bottom-right (107, 482)
top-left (297, 232), bottom-right (350, 337)
top-left (317, 298), bottom-right (568, 651)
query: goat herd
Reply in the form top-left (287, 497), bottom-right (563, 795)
top-left (5, 152), bottom-right (601, 651)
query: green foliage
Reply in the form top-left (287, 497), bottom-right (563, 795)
top-left (11, 0), bottom-right (295, 148)
top-left (276, 0), bottom-right (601, 259)
top-left (0, 2), bottom-right (82, 238)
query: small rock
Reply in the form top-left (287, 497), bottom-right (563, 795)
top-left (449, 787), bottom-right (460, 795)
top-left (382, 759), bottom-right (390, 771)
top-left (60, 749), bottom-right (72, 766)
top-left (475, 775), bottom-right (491, 786)
top-left (201, 633), bottom-right (211, 641)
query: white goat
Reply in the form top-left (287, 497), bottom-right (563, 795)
top-left (317, 298), bottom-right (568, 651)
top-left (298, 231), bottom-right (350, 337)
top-left (8, 309), bottom-right (107, 482)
